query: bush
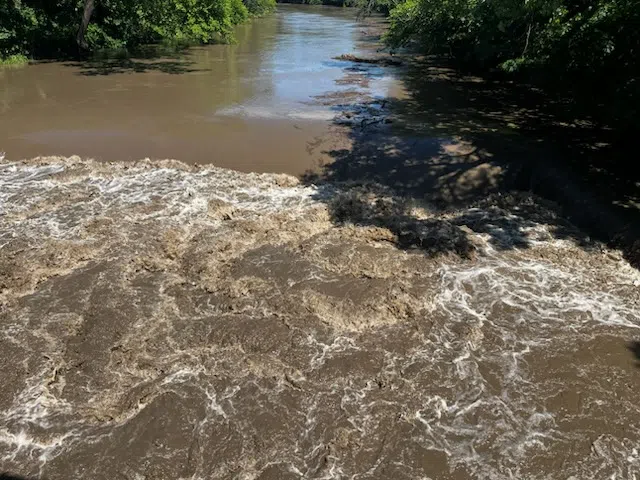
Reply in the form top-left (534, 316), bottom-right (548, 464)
top-left (244, 0), bottom-right (276, 16)
top-left (0, 53), bottom-right (29, 65)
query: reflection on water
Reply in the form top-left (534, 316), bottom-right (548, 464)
top-left (0, 5), bottom-right (394, 173)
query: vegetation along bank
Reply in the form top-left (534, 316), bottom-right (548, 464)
top-left (0, 0), bottom-right (276, 61)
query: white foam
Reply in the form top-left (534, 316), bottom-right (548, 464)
top-left (215, 104), bottom-right (335, 121)
top-left (1, 160), bottom-right (639, 478)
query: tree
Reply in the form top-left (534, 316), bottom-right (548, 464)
top-left (384, 0), bottom-right (639, 131)
top-left (76, 0), bottom-right (96, 50)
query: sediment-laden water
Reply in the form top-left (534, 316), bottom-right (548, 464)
top-left (0, 157), bottom-right (638, 479)
top-left (0, 5), bottom-right (396, 174)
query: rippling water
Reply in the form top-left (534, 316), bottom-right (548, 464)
top-left (0, 157), bottom-right (638, 479)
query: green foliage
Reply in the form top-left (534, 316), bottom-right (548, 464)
top-left (1, 0), bottom-right (77, 58)
top-left (0, 0), bottom-right (271, 60)
top-left (355, 0), bottom-right (397, 15)
top-left (0, 53), bottom-right (28, 65)
top-left (244, 0), bottom-right (276, 16)
top-left (385, 0), bottom-right (640, 130)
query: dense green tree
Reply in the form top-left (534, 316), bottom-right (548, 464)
top-left (0, 0), bottom-right (274, 59)
top-left (384, 0), bottom-right (639, 130)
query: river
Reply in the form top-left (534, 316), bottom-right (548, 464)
top-left (0, 6), bottom-right (640, 480)
top-left (0, 5), bottom-right (399, 174)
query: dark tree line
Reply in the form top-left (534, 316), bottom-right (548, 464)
top-left (0, 0), bottom-right (275, 59)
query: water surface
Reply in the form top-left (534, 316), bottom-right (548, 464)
top-left (0, 5), bottom-right (395, 173)
top-left (0, 157), bottom-right (639, 480)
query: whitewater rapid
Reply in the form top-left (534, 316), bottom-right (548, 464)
top-left (0, 157), bottom-right (638, 479)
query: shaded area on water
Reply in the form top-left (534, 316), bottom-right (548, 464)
top-left (303, 53), bottom-right (640, 269)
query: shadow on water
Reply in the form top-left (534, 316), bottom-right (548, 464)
top-left (303, 57), bottom-right (640, 266)
top-left (628, 341), bottom-right (640, 367)
top-left (62, 45), bottom-right (207, 76)
top-left (0, 474), bottom-right (36, 480)
top-left (65, 58), bottom-right (205, 76)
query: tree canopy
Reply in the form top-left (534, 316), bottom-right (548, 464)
top-left (384, 0), bottom-right (639, 130)
top-left (0, 0), bottom-right (275, 59)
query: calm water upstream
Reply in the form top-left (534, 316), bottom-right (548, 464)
top-left (0, 5), bottom-right (398, 173)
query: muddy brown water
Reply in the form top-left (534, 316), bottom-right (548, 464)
top-left (0, 157), bottom-right (639, 480)
top-left (1, 6), bottom-right (640, 480)
top-left (0, 5), bottom-right (400, 174)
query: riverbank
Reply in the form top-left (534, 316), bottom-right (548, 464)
top-left (0, 0), bottom-right (275, 64)
top-left (0, 55), bottom-right (29, 67)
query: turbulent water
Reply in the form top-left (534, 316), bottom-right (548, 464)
top-left (0, 157), bottom-right (639, 479)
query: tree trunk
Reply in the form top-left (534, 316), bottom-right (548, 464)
top-left (76, 0), bottom-right (96, 51)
